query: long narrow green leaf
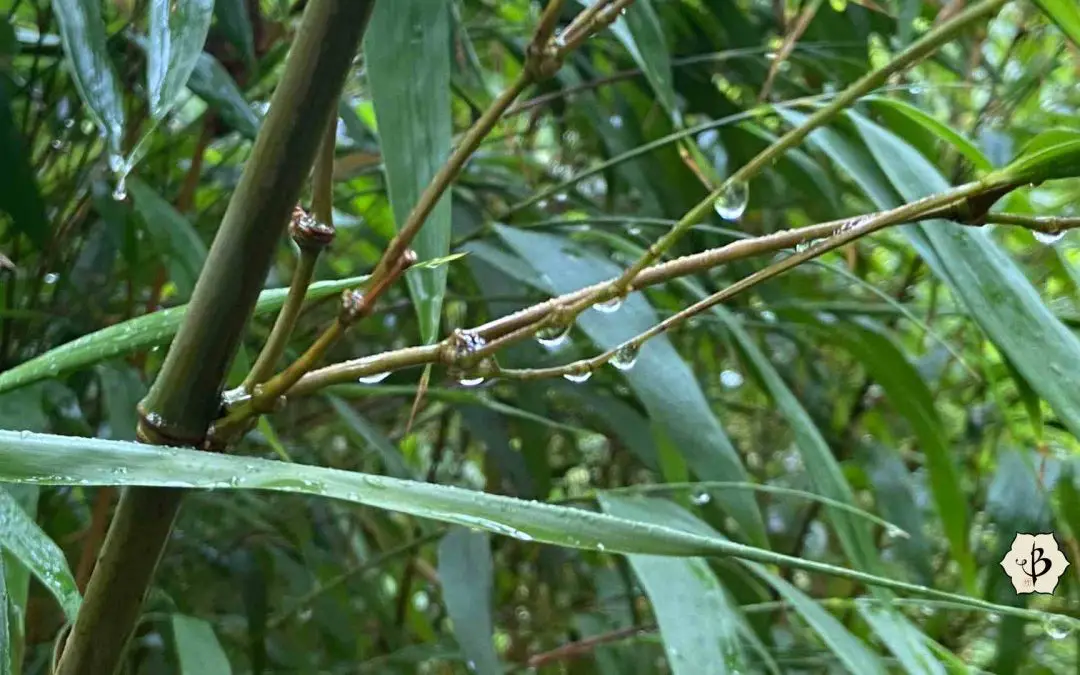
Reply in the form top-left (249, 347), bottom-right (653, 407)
top-left (857, 601), bottom-right (946, 675)
top-left (327, 396), bottom-right (411, 479)
top-left (438, 529), bottom-right (501, 675)
top-left (212, 0), bottom-right (255, 67)
top-left (0, 275), bottom-right (369, 394)
top-left (187, 53), bottom-right (261, 139)
top-left (850, 112), bottom-right (1080, 441)
top-left (822, 318), bottom-right (975, 591)
top-left (127, 178), bottom-right (207, 298)
top-left (0, 80), bottom-right (48, 248)
top-left (0, 430), bottom-right (1073, 629)
top-left (1033, 0), bottom-right (1080, 48)
top-left (865, 97), bottom-right (992, 173)
top-left (147, 0), bottom-right (214, 119)
top-left (172, 614), bottom-right (232, 675)
top-left (602, 0), bottom-right (678, 116)
top-left (364, 0), bottom-right (453, 343)
top-left (0, 554), bottom-right (9, 675)
top-left (0, 487), bottom-right (80, 621)
top-left (0, 486), bottom-right (36, 675)
top-left (494, 226), bottom-right (767, 545)
top-left (600, 495), bottom-right (748, 674)
top-left (52, 0), bottom-right (125, 157)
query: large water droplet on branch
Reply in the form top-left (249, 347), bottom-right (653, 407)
top-left (459, 376), bottom-right (485, 387)
top-left (563, 366), bottom-right (592, 383)
top-left (1034, 230), bottom-right (1066, 245)
top-left (357, 371), bottom-right (389, 384)
top-left (536, 321), bottom-right (571, 349)
top-left (1045, 615), bottom-right (1073, 640)
top-left (713, 180), bottom-right (749, 220)
top-left (610, 344), bottom-right (639, 371)
top-left (593, 296), bottom-right (622, 314)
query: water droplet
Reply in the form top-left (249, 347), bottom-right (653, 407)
top-left (459, 376), bottom-right (485, 387)
top-left (720, 370), bottom-right (744, 389)
top-left (609, 114), bottom-right (624, 129)
top-left (112, 176), bottom-right (127, 201)
top-left (795, 240), bottom-right (810, 252)
top-left (536, 321), bottom-right (571, 349)
top-left (357, 371), bottom-right (389, 384)
top-left (884, 524), bottom-right (908, 540)
top-left (80, 119), bottom-right (96, 135)
top-left (691, 491), bottom-right (711, 505)
top-left (1034, 230), bottom-right (1066, 245)
top-left (713, 180), bottom-right (749, 220)
top-left (563, 365), bottom-right (592, 383)
top-left (596, 542), bottom-right (606, 552)
top-left (298, 608), bottom-right (313, 622)
top-left (1045, 615), bottom-right (1073, 640)
top-left (610, 343), bottom-right (639, 371)
top-left (50, 139), bottom-right (63, 150)
top-left (43, 272), bottom-right (59, 285)
top-left (594, 296), bottom-right (622, 314)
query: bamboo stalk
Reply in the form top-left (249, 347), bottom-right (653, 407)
top-left (53, 2), bottom-right (377, 674)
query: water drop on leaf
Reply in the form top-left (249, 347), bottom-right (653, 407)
top-left (713, 180), bottom-right (749, 220)
top-left (691, 491), bottom-right (711, 505)
top-left (610, 343), bottom-right (639, 371)
top-left (1034, 230), bottom-right (1066, 245)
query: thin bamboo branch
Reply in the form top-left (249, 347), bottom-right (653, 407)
top-left (612, 0), bottom-right (1008, 292)
top-left (289, 187), bottom-right (1034, 395)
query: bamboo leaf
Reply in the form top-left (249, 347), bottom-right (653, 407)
top-left (0, 429), bottom-right (1071, 629)
top-left (0, 79), bottom-right (48, 248)
top-left (187, 52), bottom-right (261, 139)
top-left (364, 0), bottom-right (453, 344)
top-left (865, 97), bottom-right (993, 173)
top-left (172, 614), bottom-right (232, 675)
top-left (438, 529), bottom-right (500, 675)
top-left (52, 0), bottom-right (125, 157)
top-left (1033, 0), bottom-right (1080, 48)
top-left (0, 275), bottom-right (370, 394)
top-left (603, 0), bottom-right (678, 116)
top-left (857, 601), bottom-right (946, 675)
top-left (127, 178), bottom-right (207, 299)
top-left (999, 137), bottom-right (1080, 183)
top-left (0, 555), bottom-right (9, 675)
top-left (820, 318), bottom-right (975, 591)
top-left (327, 396), bottom-right (411, 479)
top-left (494, 226), bottom-right (767, 545)
top-left (147, 0), bottom-right (215, 120)
top-left (213, 0), bottom-right (256, 67)
top-left (0, 487), bottom-right (80, 621)
top-left (600, 495), bottom-right (748, 674)
top-left (850, 112), bottom-right (1080, 440)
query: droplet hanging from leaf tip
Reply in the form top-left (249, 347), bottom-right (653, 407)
top-left (713, 180), bottom-right (749, 221)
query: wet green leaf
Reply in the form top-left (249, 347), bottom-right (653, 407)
top-left (52, 0), bottom-right (125, 156)
top-left (127, 178), bottom-right (207, 298)
top-left (365, 0), bottom-right (452, 344)
top-left (438, 529), bottom-right (500, 675)
top-left (213, 0), bottom-right (256, 66)
top-left (187, 53), bottom-right (260, 139)
top-left (172, 614), bottom-right (232, 675)
top-left (1033, 0), bottom-right (1080, 48)
top-left (0, 488), bottom-right (80, 621)
top-left (0, 275), bottom-right (370, 394)
top-left (147, 0), bottom-right (215, 119)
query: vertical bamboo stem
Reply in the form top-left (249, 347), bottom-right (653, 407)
top-left (53, 2), bottom-right (377, 674)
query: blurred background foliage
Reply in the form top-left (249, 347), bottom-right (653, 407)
top-left (2, 0), bottom-right (1080, 672)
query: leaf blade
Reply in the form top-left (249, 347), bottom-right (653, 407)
top-left (147, 0), bottom-right (215, 119)
top-left (172, 614), bottom-right (232, 675)
top-left (0, 488), bottom-right (80, 621)
top-left (364, 0), bottom-right (453, 343)
top-left (437, 529), bottom-right (501, 675)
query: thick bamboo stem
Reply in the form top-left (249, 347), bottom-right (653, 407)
top-left (53, 2), bottom-right (377, 674)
